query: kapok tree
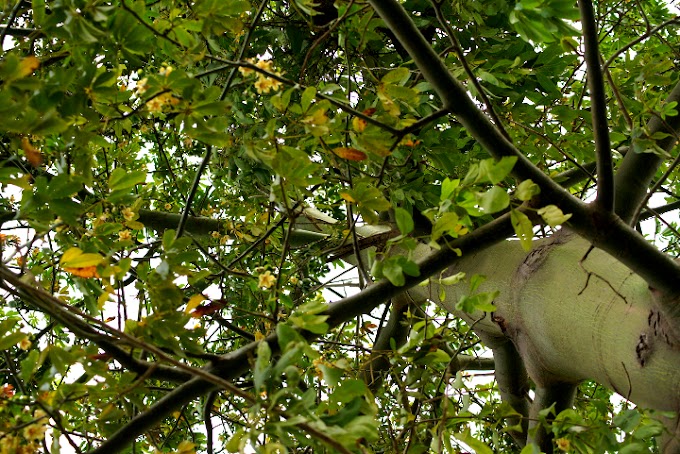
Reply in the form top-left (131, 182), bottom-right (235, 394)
top-left (0, 0), bottom-right (679, 453)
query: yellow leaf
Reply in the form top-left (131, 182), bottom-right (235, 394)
top-left (64, 266), bottom-right (100, 279)
top-left (352, 116), bottom-right (367, 132)
top-left (332, 147), bottom-right (367, 161)
top-left (339, 191), bottom-right (355, 203)
top-left (61, 247), bottom-right (104, 268)
top-left (21, 137), bottom-right (43, 167)
top-left (18, 56), bottom-right (40, 77)
top-left (185, 294), bottom-right (206, 314)
top-left (97, 291), bottom-right (111, 309)
top-left (177, 440), bottom-right (196, 454)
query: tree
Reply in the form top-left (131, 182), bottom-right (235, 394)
top-left (0, 0), bottom-right (679, 452)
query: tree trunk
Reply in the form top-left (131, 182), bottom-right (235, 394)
top-left (406, 231), bottom-right (680, 450)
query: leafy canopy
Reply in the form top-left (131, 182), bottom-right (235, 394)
top-left (0, 0), bottom-right (678, 453)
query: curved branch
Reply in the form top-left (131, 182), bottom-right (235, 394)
top-left (88, 211), bottom-right (519, 454)
top-left (578, 0), bottom-right (614, 212)
top-left (361, 293), bottom-right (412, 390)
top-left (614, 80), bottom-right (680, 223)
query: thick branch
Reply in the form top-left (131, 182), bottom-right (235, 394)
top-left (138, 209), bottom-right (222, 236)
top-left (614, 80), bottom-right (680, 223)
top-left (367, 0), bottom-right (680, 299)
top-left (578, 0), bottom-right (614, 211)
top-left (528, 383), bottom-right (578, 453)
top-left (88, 212), bottom-right (518, 453)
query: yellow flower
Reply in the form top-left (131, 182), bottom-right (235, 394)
top-left (122, 207), bottom-right (136, 221)
top-left (254, 77), bottom-right (271, 94)
top-left (135, 77), bottom-right (149, 95)
top-left (23, 422), bottom-right (46, 441)
top-left (64, 266), bottom-right (100, 279)
top-left (146, 96), bottom-right (165, 113)
top-left (19, 336), bottom-right (31, 350)
top-left (255, 58), bottom-right (274, 72)
top-left (159, 65), bottom-right (173, 77)
top-left (238, 58), bottom-right (256, 77)
top-left (211, 231), bottom-right (221, 239)
top-left (556, 438), bottom-right (570, 451)
top-left (118, 230), bottom-right (132, 241)
top-left (290, 276), bottom-right (299, 285)
top-left (164, 202), bottom-right (173, 210)
top-left (258, 270), bottom-right (276, 289)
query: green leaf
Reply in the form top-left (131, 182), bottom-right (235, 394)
top-left (301, 86), bottom-right (316, 111)
top-left (453, 429), bottom-right (494, 454)
top-left (457, 291), bottom-right (498, 313)
top-left (334, 379), bottom-right (367, 403)
top-left (108, 168), bottom-right (146, 191)
top-left (432, 212), bottom-right (460, 241)
top-left (254, 341), bottom-right (272, 392)
top-left (511, 209), bottom-right (533, 251)
top-left (618, 443), bottom-right (649, 454)
top-left (0, 332), bottom-right (27, 350)
top-left (277, 323), bottom-right (304, 350)
top-left (516, 179), bottom-right (541, 201)
top-left (537, 204), bottom-right (572, 226)
top-left (441, 177), bottom-right (460, 201)
top-left (478, 186), bottom-right (510, 214)
top-left (271, 146), bottom-right (324, 187)
top-left (225, 429), bottom-right (247, 453)
top-left (381, 67), bottom-right (410, 85)
top-left (478, 156), bottom-right (517, 184)
top-left (272, 87), bottom-right (293, 111)
top-left (394, 207), bottom-right (414, 235)
top-left (321, 397), bottom-right (362, 425)
top-left (440, 272), bottom-right (465, 285)
top-left (20, 349), bottom-right (40, 381)
top-left (614, 409), bottom-right (641, 431)
top-left (0, 318), bottom-right (18, 336)
top-left (49, 346), bottom-right (77, 375)
top-left (382, 257), bottom-right (405, 286)
top-left (318, 363), bottom-right (344, 387)
top-left (520, 444), bottom-right (541, 454)
top-left (289, 313), bottom-right (329, 334)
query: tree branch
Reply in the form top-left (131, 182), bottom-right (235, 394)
top-left (0, 266), bottom-right (191, 383)
top-left (614, 79), bottom-right (680, 223)
top-left (88, 211), bottom-right (519, 454)
top-left (366, 0), bottom-right (579, 203)
top-left (528, 383), bottom-right (578, 453)
top-left (578, 0), bottom-right (614, 212)
top-left (367, 0), bottom-right (680, 298)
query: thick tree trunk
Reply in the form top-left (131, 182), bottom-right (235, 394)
top-left (405, 231), bottom-right (680, 450)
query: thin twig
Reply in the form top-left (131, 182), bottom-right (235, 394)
top-left (219, 0), bottom-right (269, 100)
top-left (175, 145), bottom-right (212, 239)
top-left (603, 15), bottom-right (680, 69)
top-left (0, 0), bottom-right (24, 50)
top-left (430, 0), bottom-right (510, 140)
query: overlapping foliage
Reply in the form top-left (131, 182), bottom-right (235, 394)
top-left (0, 0), bottom-right (678, 453)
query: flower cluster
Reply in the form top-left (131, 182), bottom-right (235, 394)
top-left (238, 58), bottom-right (283, 94)
top-left (133, 65), bottom-right (180, 114)
top-left (0, 409), bottom-right (48, 454)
